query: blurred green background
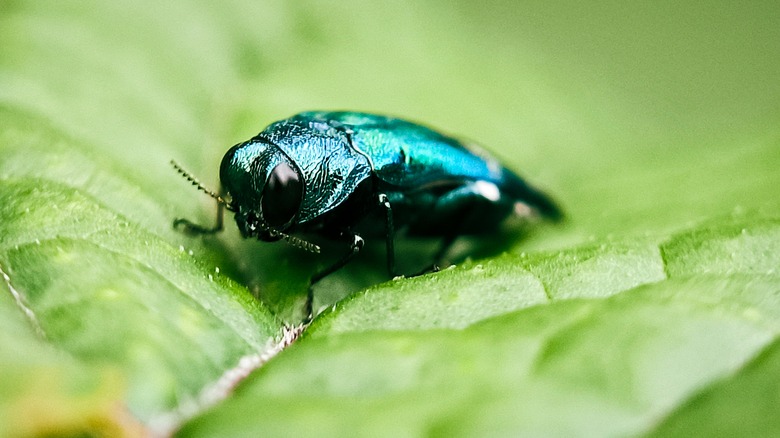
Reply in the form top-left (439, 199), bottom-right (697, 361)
top-left (1, 1), bottom-right (779, 436)
top-left (3, 2), bottom-right (778, 242)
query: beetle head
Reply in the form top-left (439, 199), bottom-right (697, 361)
top-left (220, 139), bottom-right (319, 253)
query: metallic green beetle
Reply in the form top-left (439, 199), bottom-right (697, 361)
top-left (174, 111), bottom-right (561, 317)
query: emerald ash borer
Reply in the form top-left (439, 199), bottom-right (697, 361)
top-left (173, 111), bottom-right (561, 318)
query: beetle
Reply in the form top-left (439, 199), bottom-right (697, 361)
top-left (173, 111), bottom-right (561, 319)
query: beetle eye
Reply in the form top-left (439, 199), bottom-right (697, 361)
top-left (261, 161), bottom-right (302, 228)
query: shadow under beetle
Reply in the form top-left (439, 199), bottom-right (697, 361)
top-left (173, 111), bottom-right (561, 320)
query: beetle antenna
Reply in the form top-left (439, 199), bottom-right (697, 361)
top-left (260, 220), bottom-right (320, 254)
top-left (280, 233), bottom-right (322, 254)
top-left (258, 217), bottom-right (321, 254)
top-left (171, 160), bottom-right (232, 209)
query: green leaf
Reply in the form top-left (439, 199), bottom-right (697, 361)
top-left (0, 112), bottom-right (281, 431)
top-left (179, 226), bottom-right (780, 437)
top-left (1, 1), bottom-right (779, 437)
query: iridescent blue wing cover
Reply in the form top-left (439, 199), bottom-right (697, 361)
top-left (298, 111), bottom-right (561, 219)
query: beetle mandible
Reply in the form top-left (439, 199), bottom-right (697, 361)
top-left (173, 111), bottom-right (561, 318)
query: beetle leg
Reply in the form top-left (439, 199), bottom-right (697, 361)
top-left (173, 201), bottom-right (225, 235)
top-left (305, 233), bottom-right (365, 321)
top-left (408, 233), bottom-right (457, 276)
top-left (430, 233), bottom-right (459, 272)
top-left (412, 180), bottom-right (513, 275)
top-left (310, 233), bottom-right (365, 284)
top-left (377, 193), bottom-right (397, 277)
